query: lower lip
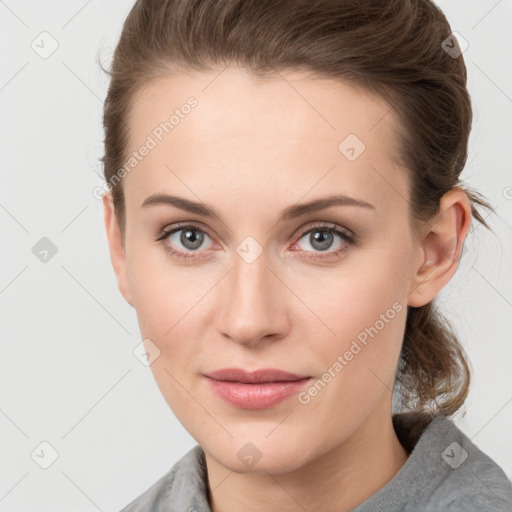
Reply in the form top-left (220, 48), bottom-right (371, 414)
top-left (204, 376), bottom-right (312, 409)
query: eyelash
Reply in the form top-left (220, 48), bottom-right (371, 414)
top-left (155, 221), bottom-right (356, 262)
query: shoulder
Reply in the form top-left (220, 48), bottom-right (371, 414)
top-left (403, 414), bottom-right (512, 511)
top-left (426, 449), bottom-right (512, 511)
top-left (119, 445), bottom-right (210, 512)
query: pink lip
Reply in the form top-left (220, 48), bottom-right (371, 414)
top-left (203, 368), bottom-right (312, 409)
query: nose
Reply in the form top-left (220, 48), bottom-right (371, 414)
top-left (214, 250), bottom-right (290, 348)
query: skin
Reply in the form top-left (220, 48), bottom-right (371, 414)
top-left (103, 66), bottom-right (472, 512)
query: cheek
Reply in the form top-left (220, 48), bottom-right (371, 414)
top-left (127, 245), bottom-right (216, 387)
top-left (295, 251), bottom-right (406, 336)
top-left (127, 240), bottom-right (196, 336)
top-left (293, 269), bottom-right (407, 428)
top-left (129, 255), bottom-right (208, 414)
top-left (293, 249), bottom-right (408, 382)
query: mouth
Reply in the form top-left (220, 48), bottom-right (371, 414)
top-left (202, 368), bottom-right (312, 409)
top-left (203, 367), bottom-right (311, 384)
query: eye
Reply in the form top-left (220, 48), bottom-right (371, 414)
top-left (155, 223), bottom-right (216, 260)
top-left (156, 221), bottom-right (356, 262)
top-left (291, 222), bottom-right (355, 260)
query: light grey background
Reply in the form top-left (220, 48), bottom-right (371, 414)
top-left (1, 0), bottom-right (511, 510)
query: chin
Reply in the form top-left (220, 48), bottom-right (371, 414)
top-left (205, 437), bottom-right (314, 475)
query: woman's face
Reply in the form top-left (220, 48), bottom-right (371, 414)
top-left (106, 66), bottom-right (427, 473)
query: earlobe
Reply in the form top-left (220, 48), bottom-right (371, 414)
top-left (407, 187), bottom-right (472, 308)
top-left (102, 192), bottom-right (134, 307)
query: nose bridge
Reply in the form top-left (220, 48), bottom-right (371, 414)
top-left (216, 245), bottom-right (287, 344)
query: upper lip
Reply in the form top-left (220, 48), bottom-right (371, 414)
top-left (203, 368), bottom-right (310, 384)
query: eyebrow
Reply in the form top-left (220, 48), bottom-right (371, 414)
top-left (141, 193), bottom-right (375, 221)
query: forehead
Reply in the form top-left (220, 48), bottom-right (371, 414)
top-left (123, 66), bottom-right (408, 214)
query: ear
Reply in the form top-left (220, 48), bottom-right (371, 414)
top-left (408, 186), bottom-right (472, 308)
top-left (102, 191), bottom-right (134, 307)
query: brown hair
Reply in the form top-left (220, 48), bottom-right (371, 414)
top-left (100, 0), bottom-right (494, 435)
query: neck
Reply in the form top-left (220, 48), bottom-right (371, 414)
top-left (205, 405), bottom-right (409, 512)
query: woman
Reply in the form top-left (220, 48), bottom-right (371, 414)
top-left (100, 0), bottom-right (512, 510)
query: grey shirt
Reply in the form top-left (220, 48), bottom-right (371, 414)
top-left (120, 414), bottom-right (512, 511)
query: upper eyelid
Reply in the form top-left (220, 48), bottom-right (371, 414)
top-left (295, 222), bottom-right (352, 237)
top-left (159, 221), bottom-right (215, 239)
